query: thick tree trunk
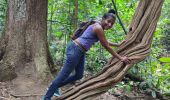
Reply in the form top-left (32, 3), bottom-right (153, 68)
top-left (0, 0), bottom-right (53, 82)
top-left (55, 0), bottom-right (164, 99)
top-left (72, 0), bottom-right (78, 32)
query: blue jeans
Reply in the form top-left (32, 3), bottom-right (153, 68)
top-left (44, 40), bottom-right (85, 100)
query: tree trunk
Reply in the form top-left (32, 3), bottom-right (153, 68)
top-left (73, 0), bottom-right (78, 31)
top-left (0, 0), bottom-right (53, 82)
top-left (55, 0), bottom-right (164, 99)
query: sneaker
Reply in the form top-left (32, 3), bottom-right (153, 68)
top-left (54, 88), bottom-right (61, 97)
top-left (42, 96), bottom-right (51, 100)
top-left (42, 96), bottom-right (44, 100)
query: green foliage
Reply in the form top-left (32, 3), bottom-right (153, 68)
top-left (151, 91), bottom-right (157, 98)
top-left (159, 0), bottom-right (170, 53)
top-left (109, 81), bottom-right (134, 94)
top-left (159, 57), bottom-right (170, 63)
top-left (0, 0), bottom-right (7, 36)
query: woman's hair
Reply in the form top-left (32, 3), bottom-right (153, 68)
top-left (102, 9), bottom-right (116, 20)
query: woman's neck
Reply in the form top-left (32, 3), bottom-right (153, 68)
top-left (96, 20), bottom-right (104, 30)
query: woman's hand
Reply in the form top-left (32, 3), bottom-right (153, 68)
top-left (120, 56), bottom-right (131, 64)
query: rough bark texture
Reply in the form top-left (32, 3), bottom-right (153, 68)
top-left (55, 0), bottom-right (164, 99)
top-left (0, 0), bottom-right (53, 82)
top-left (73, 0), bottom-right (78, 31)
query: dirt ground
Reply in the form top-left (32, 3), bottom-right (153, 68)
top-left (0, 74), bottom-right (163, 100)
top-left (0, 59), bottom-right (167, 100)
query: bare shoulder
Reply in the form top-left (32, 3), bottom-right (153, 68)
top-left (92, 23), bottom-right (103, 32)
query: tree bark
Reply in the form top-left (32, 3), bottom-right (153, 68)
top-left (0, 0), bottom-right (53, 82)
top-left (73, 0), bottom-right (78, 31)
top-left (55, 0), bottom-right (164, 99)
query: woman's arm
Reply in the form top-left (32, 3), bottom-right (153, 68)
top-left (93, 24), bottom-right (130, 63)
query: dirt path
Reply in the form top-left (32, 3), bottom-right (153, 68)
top-left (0, 78), bottom-right (157, 100)
top-left (0, 71), bottom-right (159, 100)
top-left (0, 77), bottom-right (117, 100)
top-left (0, 75), bottom-right (47, 100)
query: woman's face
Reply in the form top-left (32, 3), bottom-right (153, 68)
top-left (102, 16), bottom-right (115, 30)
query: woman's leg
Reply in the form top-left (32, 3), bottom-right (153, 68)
top-left (44, 41), bottom-right (83, 99)
top-left (74, 54), bottom-right (85, 79)
top-left (59, 54), bottom-right (85, 87)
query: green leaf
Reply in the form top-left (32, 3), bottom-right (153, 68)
top-left (159, 57), bottom-right (170, 63)
top-left (126, 85), bottom-right (132, 92)
top-left (151, 91), bottom-right (156, 98)
top-left (55, 31), bottom-right (62, 38)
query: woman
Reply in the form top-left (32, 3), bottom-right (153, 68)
top-left (43, 9), bottom-right (130, 100)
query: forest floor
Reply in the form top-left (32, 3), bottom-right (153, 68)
top-left (0, 74), bottom-right (165, 100)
